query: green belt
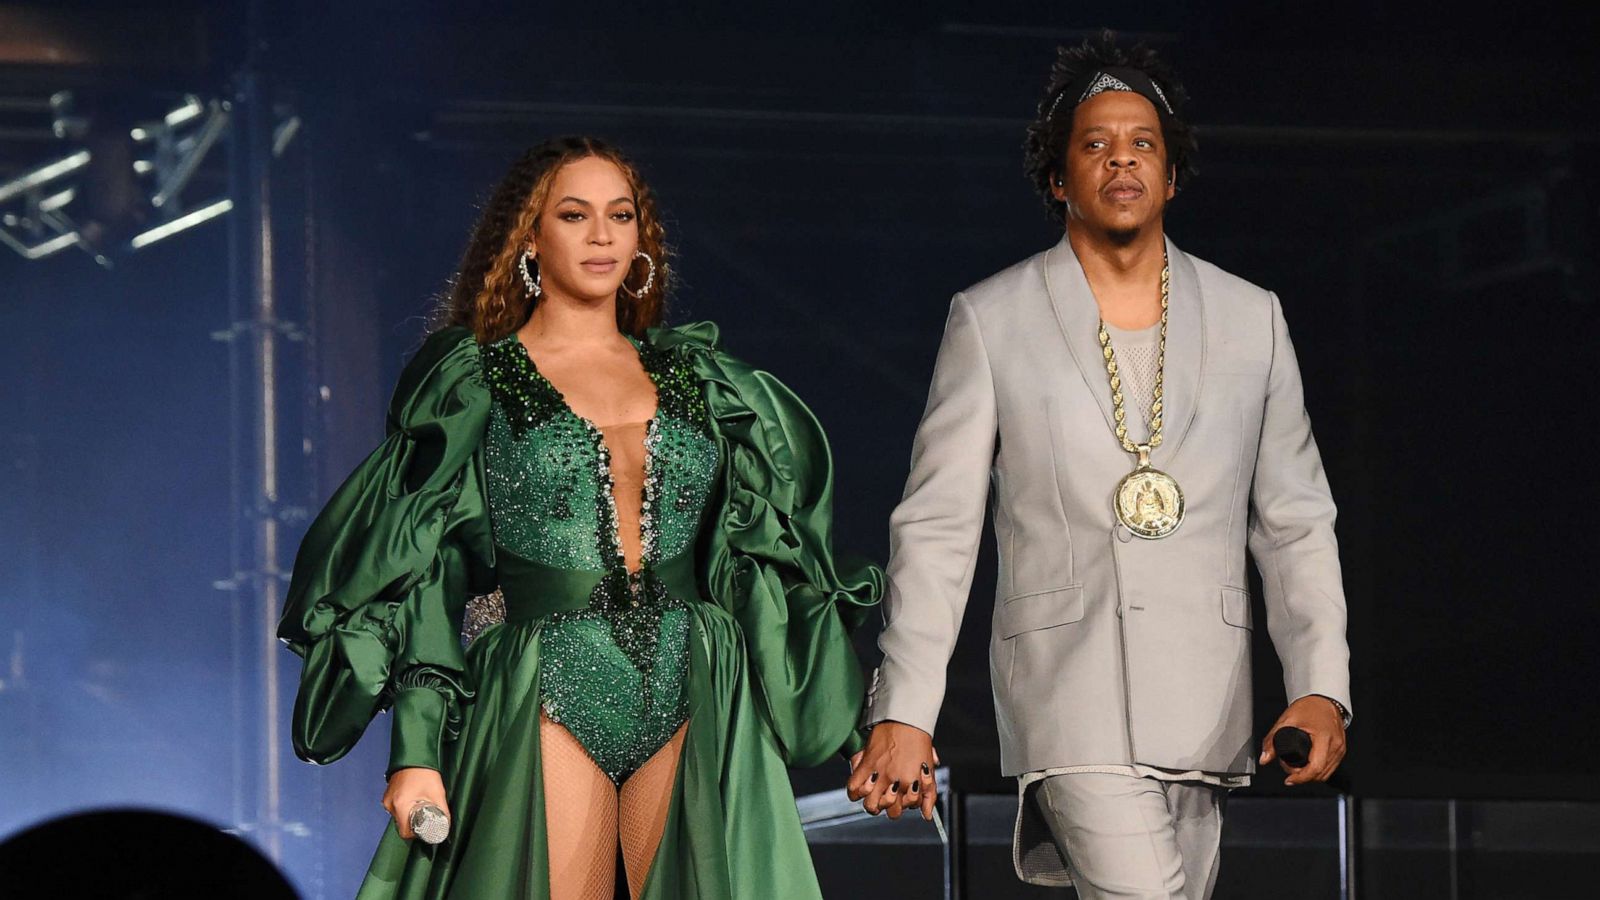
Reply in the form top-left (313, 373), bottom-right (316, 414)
top-left (495, 545), bottom-right (700, 624)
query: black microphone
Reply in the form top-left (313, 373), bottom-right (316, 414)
top-left (1272, 726), bottom-right (1313, 769)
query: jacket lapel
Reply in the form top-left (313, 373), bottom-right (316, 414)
top-left (1041, 236), bottom-right (1119, 436)
top-left (1040, 234), bottom-right (1206, 465)
top-left (1158, 235), bottom-right (1204, 464)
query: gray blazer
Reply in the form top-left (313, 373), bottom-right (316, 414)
top-left (865, 235), bottom-right (1352, 777)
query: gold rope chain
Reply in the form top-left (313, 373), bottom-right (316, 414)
top-left (1097, 255), bottom-right (1170, 457)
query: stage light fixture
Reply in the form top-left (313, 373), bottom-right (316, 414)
top-left (129, 197), bottom-right (232, 249)
top-left (0, 150), bottom-right (92, 260)
top-left (0, 150), bottom-right (91, 205)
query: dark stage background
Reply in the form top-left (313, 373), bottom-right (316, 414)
top-left (2, 2), bottom-right (1597, 897)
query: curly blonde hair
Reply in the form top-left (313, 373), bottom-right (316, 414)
top-left (438, 136), bottom-right (672, 342)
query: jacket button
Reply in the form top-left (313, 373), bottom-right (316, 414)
top-left (1114, 523), bottom-right (1133, 543)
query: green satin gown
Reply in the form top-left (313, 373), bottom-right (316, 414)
top-left (276, 322), bottom-right (884, 899)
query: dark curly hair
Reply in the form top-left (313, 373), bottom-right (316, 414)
top-left (1023, 30), bottom-right (1198, 224)
top-left (435, 135), bottom-right (673, 342)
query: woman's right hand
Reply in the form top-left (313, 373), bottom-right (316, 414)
top-left (382, 767), bottom-right (449, 839)
top-left (846, 721), bottom-right (939, 820)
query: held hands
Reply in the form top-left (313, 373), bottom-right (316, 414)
top-left (846, 721), bottom-right (940, 820)
top-left (1260, 695), bottom-right (1348, 786)
top-left (383, 766), bottom-right (450, 840)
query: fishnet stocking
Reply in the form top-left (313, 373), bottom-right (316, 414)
top-left (541, 713), bottom-right (618, 900)
top-left (618, 722), bottom-right (688, 899)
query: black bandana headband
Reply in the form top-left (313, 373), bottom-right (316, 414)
top-left (1047, 66), bottom-right (1176, 124)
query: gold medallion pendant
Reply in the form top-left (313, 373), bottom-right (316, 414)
top-left (1096, 252), bottom-right (1185, 539)
top-left (1114, 461), bottom-right (1185, 539)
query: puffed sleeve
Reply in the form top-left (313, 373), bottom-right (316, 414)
top-left (652, 321), bottom-right (885, 767)
top-left (276, 326), bottom-right (496, 775)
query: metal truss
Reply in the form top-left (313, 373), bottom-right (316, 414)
top-left (0, 90), bottom-right (236, 265)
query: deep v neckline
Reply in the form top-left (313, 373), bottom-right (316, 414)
top-left (509, 334), bottom-right (663, 575)
top-left (510, 334), bottom-right (661, 429)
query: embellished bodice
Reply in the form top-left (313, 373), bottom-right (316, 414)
top-left (468, 332), bottom-right (719, 781)
top-left (480, 333), bottom-right (719, 575)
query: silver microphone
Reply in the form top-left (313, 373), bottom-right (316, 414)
top-left (409, 800), bottom-right (451, 844)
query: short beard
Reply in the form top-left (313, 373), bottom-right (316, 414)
top-left (1064, 198), bottom-right (1151, 247)
top-left (1104, 225), bottom-right (1141, 246)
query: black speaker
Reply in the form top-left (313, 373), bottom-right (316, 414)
top-left (0, 808), bottom-right (298, 899)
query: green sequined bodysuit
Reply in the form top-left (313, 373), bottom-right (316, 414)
top-left (479, 333), bottom-right (719, 783)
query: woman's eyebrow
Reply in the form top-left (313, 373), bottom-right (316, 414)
top-left (554, 196), bottom-right (635, 207)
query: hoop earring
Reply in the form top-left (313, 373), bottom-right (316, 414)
top-left (519, 249), bottom-right (541, 298)
top-left (620, 250), bottom-right (657, 299)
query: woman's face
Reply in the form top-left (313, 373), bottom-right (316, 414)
top-left (528, 155), bottom-right (640, 304)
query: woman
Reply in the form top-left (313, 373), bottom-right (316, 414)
top-left (277, 136), bottom-right (882, 899)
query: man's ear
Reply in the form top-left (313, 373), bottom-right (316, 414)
top-left (1050, 168), bottom-right (1070, 203)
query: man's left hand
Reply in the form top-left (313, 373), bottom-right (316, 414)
top-left (1260, 695), bottom-right (1347, 786)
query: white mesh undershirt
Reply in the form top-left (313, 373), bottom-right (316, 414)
top-left (1103, 320), bottom-right (1161, 444)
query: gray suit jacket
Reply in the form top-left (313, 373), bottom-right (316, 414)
top-left (865, 235), bottom-right (1352, 778)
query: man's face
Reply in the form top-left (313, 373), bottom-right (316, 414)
top-left (1052, 91), bottom-right (1176, 239)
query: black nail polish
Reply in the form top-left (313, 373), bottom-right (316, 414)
top-left (869, 772), bottom-right (878, 783)
top-left (890, 780), bottom-right (901, 793)
top-left (921, 763), bottom-right (931, 776)
top-left (910, 782), bottom-right (920, 793)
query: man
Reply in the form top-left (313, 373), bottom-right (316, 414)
top-left (846, 33), bottom-right (1352, 900)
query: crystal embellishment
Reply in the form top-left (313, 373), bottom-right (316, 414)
top-left (1079, 72), bottom-right (1136, 104)
top-left (461, 588), bottom-right (507, 646)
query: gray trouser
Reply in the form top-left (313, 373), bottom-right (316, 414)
top-left (1034, 772), bottom-right (1227, 900)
